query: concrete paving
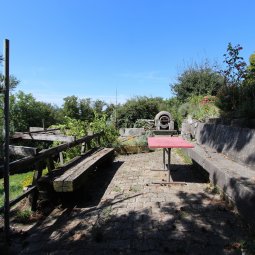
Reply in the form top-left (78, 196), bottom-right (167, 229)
top-left (8, 150), bottom-right (252, 254)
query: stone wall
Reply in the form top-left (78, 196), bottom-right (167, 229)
top-left (119, 128), bottom-right (145, 137)
top-left (182, 119), bottom-right (255, 170)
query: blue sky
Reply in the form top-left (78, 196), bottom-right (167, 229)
top-left (1, 0), bottom-right (255, 106)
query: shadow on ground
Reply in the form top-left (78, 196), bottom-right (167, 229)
top-left (59, 160), bottom-right (124, 208)
top-left (4, 155), bottom-right (255, 255)
top-left (168, 164), bottom-right (209, 183)
top-left (18, 189), bottom-right (254, 255)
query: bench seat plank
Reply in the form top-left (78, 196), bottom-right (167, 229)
top-left (53, 148), bottom-right (114, 192)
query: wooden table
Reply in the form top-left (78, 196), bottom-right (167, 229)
top-left (147, 136), bottom-right (194, 183)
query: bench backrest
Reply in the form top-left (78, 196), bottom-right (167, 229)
top-left (195, 123), bottom-right (255, 169)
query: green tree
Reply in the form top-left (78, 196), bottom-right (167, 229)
top-left (11, 91), bottom-right (60, 131)
top-left (171, 61), bottom-right (224, 102)
top-left (92, 99), bottom-right (106, 115)
top-left (0, 54), bottom-right (20, 91)
top-left (220, 43), bottom-right (247, 86)
top-left (79, 98), bottom-right (94, 122)
top-left (62, 95), bottom-right (80, 119)
top-left (217, 43), bottom-right (249, 114)
top-left (238, 52), bottom-right (255, 117)
top-left (117, 97), bottom-right (162, 128)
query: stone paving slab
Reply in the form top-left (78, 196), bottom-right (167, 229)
top-left (7, 150), bottom-right (253, 254)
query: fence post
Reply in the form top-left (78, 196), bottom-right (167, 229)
top-left (3, 39), bottom-right (10, 241)
top-left (31, 161), bottom-right (44, 211)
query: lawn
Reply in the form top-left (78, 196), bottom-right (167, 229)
top-left (0, 167), bottom-right (50, 208)
top-left (0, 171), bottom-right (35, 208)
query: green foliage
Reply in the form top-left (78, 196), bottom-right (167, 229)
top-left (0, 171), bottom-right (34, 208)
top-left (171, 61), bottom-right (224, 102)
top-left (217, 44), bottom-right (255, 118)
top-left (52, 113), bottom-right (118, 162)
top-left (51, 117), bottom-right (89, 161)
top-left (178, 95), bottom-right (220, 121)
top-left (221, 43), bottom-right (247, 86)
top-left (7, 91), bottom-right (61, 132)
top-left (62, 96), bottom-right (109, 122)
top-left (163, 97), bottom-right (182, 129)
top-left (117, 96), bottom-right (163, 128)
top-left (15, 209), bottom-right (32, 223)
top-left (80, 98), bottom-right (94, 121)
top-left (90, 112), bottom-right (119, 147)
top-left (248, 53), bottom-right (255, 73)
top-left (0, 74), bottom-right (20, 92)
top-left (134, 119), bottom-right (154, 129)
top-left (62, 95), bottom-right (80, 119)
top-left (173, 148), bottom-right (192, 164)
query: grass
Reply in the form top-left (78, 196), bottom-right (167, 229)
top-left (15, 209), bottom-right (32, 223)
top-left (0, 169), bottom-right (48, 208)
top-left (113, 185), bottom-right (122, 193)
top-left (173, 148), bottom-right (192, 164)
top-left (129, 185), bottom-right (141, 193)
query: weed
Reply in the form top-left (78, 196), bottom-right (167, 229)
top-left (113, 185), bottom-right (122, 193)
top-left (101, 206), bottom-right (112, 220)
top-left (205, 184), bottom-right (221, 195)
top-left (174, 148), bottom-right (192, 164)
top-left (179, 211), bottom-right (189, 219)
top-left (129, 185), bottom-right (141, 193)
top-left (15, 209), bottom-right (32, 223)
top-left (0, 169), bottom-right (48, 208)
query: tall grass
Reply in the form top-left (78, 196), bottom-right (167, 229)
top-left (0, 171), bottom-right (34, 208)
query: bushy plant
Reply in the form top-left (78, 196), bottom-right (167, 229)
top-left (217, 44), bottom-right (255, 118)
top-left (51, 113), bottom-right (118, 162)
top-left (117, 96), bottom-right (162, 128)
top-left (90, 112), bottom-right (119, 147)
top-left (51, 117), bottom-right (89, 161)
top-left (171, 60), bottom-right (224, 102)
top-left (178, 95), bottom-right (220, 121)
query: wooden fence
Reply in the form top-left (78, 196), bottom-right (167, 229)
top-left (0, 131), bottom-right (103, 213)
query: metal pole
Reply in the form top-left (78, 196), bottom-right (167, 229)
top-left (168, 148), bottom-right (171, 182)
top-left (3, 39), bottom-right (10, 240)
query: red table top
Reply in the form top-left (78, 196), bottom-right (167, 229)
top-left (148, 136), bottom-right (194, 149)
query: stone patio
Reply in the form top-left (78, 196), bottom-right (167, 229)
top-left (6, 150), bottom-right (253, 254)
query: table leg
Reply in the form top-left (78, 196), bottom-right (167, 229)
top-left (163, 148), bottom-right (166, 170)
top-left (151, 147), bottom-right (186, 185)
top-left (167, 148), bottom-right (171, 182)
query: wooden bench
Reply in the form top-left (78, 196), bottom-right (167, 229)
top-left (181, 121), bottom-right (255, 227)
top-left (53, 147), bottom-right (115, 192)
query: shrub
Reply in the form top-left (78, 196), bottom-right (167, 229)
top-left (178, 95), bottom-right (220, 121)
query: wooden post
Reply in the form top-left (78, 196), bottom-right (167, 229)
top-left (59, 152), bottom-right (64, 165)
top-left (3, 39), bottom-right (10, 240)
top-left (31, 161), bottom-right (44, 211)
top-left (81, 142), bottom-right (86, 154)
top-left (46, 157), bottom-right (55, 173)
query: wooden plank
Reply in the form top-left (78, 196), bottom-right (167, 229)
top-left (12, 132), bottom-right (75, 142)
top-left (0, 186), bottom-right (36, 213)
top-left (29, 127), bottom-right (45, 132)
top-left (41, 148), bottom-right (99, 181)
top-left (29, 127), bottom-right (61, 134)
top-left (46, 157), bottom-right (55, 173)
top-left (53, 148), bottom-right (114, 192)
top-left (0, 132), bottom-right (103, 174)
top-left (9, 145), bottom-right (39, 157)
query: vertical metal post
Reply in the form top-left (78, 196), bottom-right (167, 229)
top-left (168, 148), bottom-right (171, 182)
top-left (3, 39), bottom-right (10, 239)
top-left (163, 149), bottom-right (165, 169)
